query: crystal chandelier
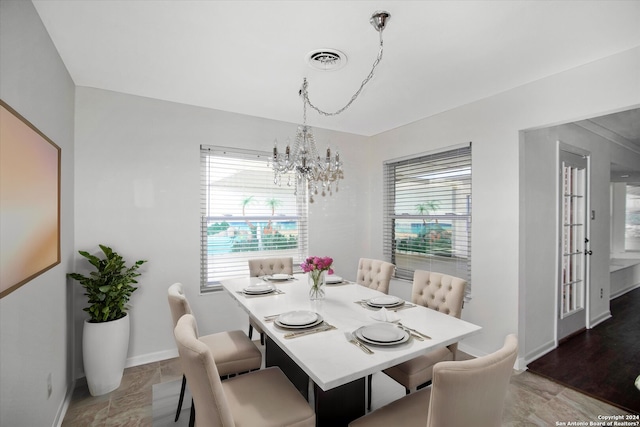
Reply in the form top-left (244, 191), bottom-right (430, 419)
top-left (270, 10), bottom-right (391, 203)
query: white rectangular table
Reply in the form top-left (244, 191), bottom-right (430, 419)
top-left (221, 275), bottom-right (482, 426)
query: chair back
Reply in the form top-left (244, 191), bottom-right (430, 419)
top-left (411, 271), bottom-right (466, 318)
top-left (248, 257), bottom-right (293, 277)
top-left (174, 314), bottom-right (235, 427)
top-left (356, 258), bottom-right (395, 294)
top-left (426, 334), bottom-right (518, 427)
top-left (167, 283), bottom-right (198, 333)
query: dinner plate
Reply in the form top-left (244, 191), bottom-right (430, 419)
top-left (264, 274), bottom-right (293, 281)
top-left (242, 284), bottom-right (275, 295)
top-left (275, 313), bottom-right (324, 329)
top-left (277, 310), bottom-right (318, 326)
top-left (355, 325), bottom-right (410, 346)
top-left (366, 295), bottom-right (404, 308)
top-left (325, 275), bottom-right (343, 284)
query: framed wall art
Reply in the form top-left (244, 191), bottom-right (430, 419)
top-left (0, 99), bottom-right (61, 298)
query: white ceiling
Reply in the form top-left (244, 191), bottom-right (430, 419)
top-left (32, 1), bottom-right (640, 137)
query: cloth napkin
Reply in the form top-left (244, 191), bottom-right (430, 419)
top-left (371, 307), bottom-right (400, 322)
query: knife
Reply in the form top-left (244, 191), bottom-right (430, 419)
top-left (398, 323), bottom-right (431, 339)
top-left (284, 325), bottom-right (336, 339)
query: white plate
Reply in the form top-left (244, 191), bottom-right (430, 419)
top-left (265, 274), bottom-right (293, 281)
top-left (275, 313), bottom-right (324, 329)
top-left (360, 324), bottom-right (406, 342)
top-left (325, 275), bottom-right (343, 284)
top-left (242, 284), bottom-right (275, 294)
top-left (355, 325), bottom-right (410, 346)
top-left (277, 310), bottom-right (318, 326)
top-left (367, 295), bottom-right (404, 308)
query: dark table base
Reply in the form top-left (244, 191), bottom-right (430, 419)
top-left (265, 335), bottom-right (366, 427)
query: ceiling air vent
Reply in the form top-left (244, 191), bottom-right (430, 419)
top-left (306, 49), bottom-right (347, 71)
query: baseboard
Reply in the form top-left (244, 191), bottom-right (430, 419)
top-left (523, 339), bottom-right (557, 367)
top-left (54, 380), bottom-right (75, 427)
top-left (610, 282), bottom-right (640, 299)
top-left (125, 348), bottom-right (178, 369)
top-left (589, 310), bottom-right (612, 328)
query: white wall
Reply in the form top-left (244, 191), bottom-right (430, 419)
top-left (0, 1), bottom-right (75, 426)
top-left (73, 87), bottom-right (370, 370)
top-left (369, 47), bottom-right (640, 363)
top-left (611, 183), bottom-right (627, 254)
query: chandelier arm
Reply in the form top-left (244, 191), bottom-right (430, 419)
top-left (302, 34), bottom-right (384, 117)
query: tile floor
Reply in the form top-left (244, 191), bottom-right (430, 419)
top-left (61, 349), bottom-right (630, 426)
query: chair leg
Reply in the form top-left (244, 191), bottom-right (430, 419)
top-left (367, 374), bottom-right (373, 410)
top-left (248, 324), bottom-right (254, 339)
top-left (405, 388), bottom-right (410, 395)
top-left (260, 332), bottom-right (265, 345)
top-left (175, 374), bottom-right (187, 421)
top-left (188, 398), bottom-right (195, 427)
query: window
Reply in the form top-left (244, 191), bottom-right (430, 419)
top-left (383, 144), bottom-right (472, 297)
top-left (200, 146), bottom-right (308, 290)
top-left (626, 184), bottom-right (640, 251)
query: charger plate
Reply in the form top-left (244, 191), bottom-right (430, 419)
top-left (242, 284), bottom-right (276, 295)
top-left (275, 311), bottom-right (324, 329)
top-left (366, 295), bottom-right (404, 308)
top-left (355, 324), bottom-right (410, 346)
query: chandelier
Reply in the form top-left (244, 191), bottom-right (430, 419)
top-left (270, 10), bottom-right (391, 203)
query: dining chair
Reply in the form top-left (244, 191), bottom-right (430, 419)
top-left (349, 334), bottom-right (518, 427)
top-left (174, 313), bottom-right (316, 427)
top-left (167, 283), bottom-right (262, 424)
top-left (382, 270), bottom-right (467, 397)
top-left (247, 257), bottom-right (294, 345)
top-left (356, 258), bottom-right (395, 294)
top-left (356, 258), bottom-right (395, 409)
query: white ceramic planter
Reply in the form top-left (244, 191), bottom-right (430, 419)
top-left (83, 314), bottom-right (130, 396)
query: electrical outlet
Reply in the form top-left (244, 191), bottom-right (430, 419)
top-left (600, 288), bottom-right (603, 299)
top-left (47, 373), bottom-right (52, 398)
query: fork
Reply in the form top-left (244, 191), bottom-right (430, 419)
top-left (344, 332), bottom-right (374, 354)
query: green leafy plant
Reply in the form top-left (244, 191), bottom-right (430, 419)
top-left (68, 245), bottom-right (147, 323)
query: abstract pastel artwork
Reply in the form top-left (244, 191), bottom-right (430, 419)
top-left (1, 100), bottom-right (61, 298)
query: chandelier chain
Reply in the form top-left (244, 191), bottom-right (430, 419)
top-left (270, 11), bottom-right (389, 202)
top-left (302, 32), bottom-right (384, 117)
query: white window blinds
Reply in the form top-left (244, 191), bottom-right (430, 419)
top-left (200, 146), bottom-right (308, 290)
top-left (383, 144), bottom-right (472, 296)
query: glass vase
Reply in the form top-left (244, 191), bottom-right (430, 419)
top-left (308, 270), bottom-right (326, 300)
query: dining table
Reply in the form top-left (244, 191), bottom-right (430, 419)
top-left (220, 273), bottom-right (482, 426)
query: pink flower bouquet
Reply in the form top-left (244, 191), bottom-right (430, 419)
top-left (301, 256), bottom-right (333, 300)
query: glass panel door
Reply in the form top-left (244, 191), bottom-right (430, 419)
top-left (558, 150), bottom-right (589, 340)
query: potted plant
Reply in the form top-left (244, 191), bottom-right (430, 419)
top-left (68, 244), bottom-right (147, 396)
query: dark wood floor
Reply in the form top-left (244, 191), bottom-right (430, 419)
top-left (528, 286), bottom-right (640, 414)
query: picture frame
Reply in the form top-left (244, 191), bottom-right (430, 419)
top-left (0, 99), bottom-right (61, 298)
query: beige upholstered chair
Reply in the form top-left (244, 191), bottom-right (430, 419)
top-left (247, 257), bottom-right (294, 344)
top-left (383, 270), bottom-right (467, 395)
top-left (167, 283), bottom-right (262, 423)
top-left (356, 258), bottom-right (395, 409)
top-left (350, 334), bottom-right (518, 427)
top-left (174, 314), bottom-right (316, 427)
top-left (356, 258), bottom-right (395, 294)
